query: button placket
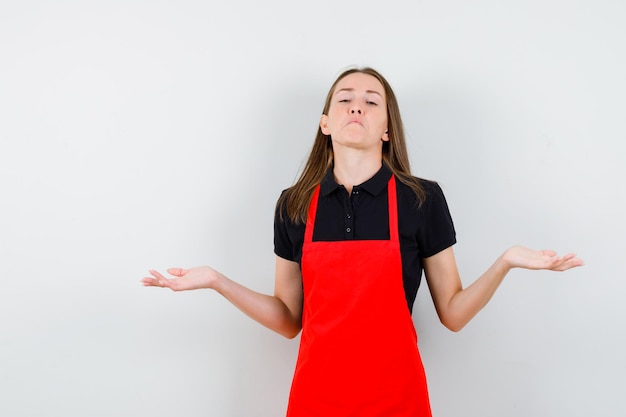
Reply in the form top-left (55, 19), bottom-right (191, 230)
top-left (343, 189), bottom-right (354, 239)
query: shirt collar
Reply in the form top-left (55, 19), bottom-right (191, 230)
top-left (320, 163), bottom-right (392, 197)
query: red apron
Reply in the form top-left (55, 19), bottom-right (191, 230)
top-left (286, 175), bottom-right (432, 417)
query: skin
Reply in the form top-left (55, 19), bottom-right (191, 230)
top-left (320, 72), bottom-right (389, 192)
top-left (142, 73), bottom-right (584, 336)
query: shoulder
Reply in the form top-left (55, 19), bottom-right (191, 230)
top-left (395, 175), bottom-right (449, 206)
top-left (274, 188), bottom-right (291, 222)
top-left (397, 176), bottom-right (456, 254)
top-left (415, 176), bottom-right (444, 193)
top-left (274, 187), bottom-right (305, 263)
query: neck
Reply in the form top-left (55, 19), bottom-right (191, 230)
top-left (332, 149), bottom-right (383, 194)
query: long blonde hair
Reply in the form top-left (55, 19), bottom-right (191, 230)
top-left (278, 67), bottom-right (425, 224)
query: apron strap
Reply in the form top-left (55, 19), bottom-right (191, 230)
top-left (304, 186), bottom-right (320, 244)
top-left (387, 175), bottom-right (399, 243)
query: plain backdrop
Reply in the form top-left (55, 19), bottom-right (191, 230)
top-left (1, 1), bottom-right (624, 416)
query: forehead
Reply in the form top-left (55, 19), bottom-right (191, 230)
top-left (333, 73), bottom-right (385, 97)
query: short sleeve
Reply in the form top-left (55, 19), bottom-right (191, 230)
top-left (273, 191), bottom-right (305, 263)
top-left (417, 181), bottom-right (456, 258)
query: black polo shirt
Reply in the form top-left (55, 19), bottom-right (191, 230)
top-left (274, 164), bottom-right (456, 314)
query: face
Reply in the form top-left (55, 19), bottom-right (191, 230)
top-left (320, 72), bottom-right (389, 152)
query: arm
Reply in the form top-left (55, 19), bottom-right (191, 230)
top-left (423, 245), bottom-right (584, 332)
top-left (142, 256), bottom-right (303, 339)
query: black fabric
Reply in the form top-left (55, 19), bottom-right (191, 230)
top-left (274, 164), bottom-right (457, 314)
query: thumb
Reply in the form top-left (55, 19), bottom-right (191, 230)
top-left (540, 249), bottom-right (557, 257)
top-left (167, 267), bottom-right (186, 277)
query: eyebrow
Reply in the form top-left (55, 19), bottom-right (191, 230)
top-left (335, 88), bottom-right (384, 97)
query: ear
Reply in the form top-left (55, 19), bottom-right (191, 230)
top-left (382, 129), bottom-right (390, 142)
top-left (320, 114), bottom-right (331, 135)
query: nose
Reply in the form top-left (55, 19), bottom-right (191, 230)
top-left (350, 106), bottom-right (362, 115)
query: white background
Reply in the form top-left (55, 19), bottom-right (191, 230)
top-left (1, 1), bottom-right (624, 416)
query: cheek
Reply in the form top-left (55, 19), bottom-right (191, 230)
top-left (376, 115), bottom-right (388, 130)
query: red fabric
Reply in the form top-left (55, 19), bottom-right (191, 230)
top-left (287, 175), bottom-right (432, 417)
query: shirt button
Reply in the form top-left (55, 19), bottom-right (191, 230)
top-left (346, 214), bottom-right (351, 219)
top-left (346, 227), bottom-right (351, 233)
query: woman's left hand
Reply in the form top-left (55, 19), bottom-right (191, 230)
top-left (141, 266), bottom-right (222, 291)
top-left (502, 245), bottom-right (584, 272)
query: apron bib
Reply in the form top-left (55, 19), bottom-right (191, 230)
top-left (286, 175), bottom-right (432, 417)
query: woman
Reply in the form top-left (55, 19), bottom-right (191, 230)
top-left (142, 67), bottom-right (583, 416)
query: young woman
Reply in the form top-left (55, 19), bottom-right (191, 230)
top-left (142, 67), bottom-right (583, 416)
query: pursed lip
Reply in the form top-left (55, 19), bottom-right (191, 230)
top-left (347, 118), bottom-right (363, 126)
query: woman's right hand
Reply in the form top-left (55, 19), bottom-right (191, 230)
top-left (141, 266), bottom-right (222, 291)
top-left (142, 257), bottom-right (303, 338)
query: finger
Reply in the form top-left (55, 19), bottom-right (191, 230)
top-left (555, 257), bottom-right (585, 271)
top-left (149, 270), bottom-right (167, 280)
top-left (141, 277), bottom-right (162, 287)
top-left (167, 268), bottom-right (186, 277)
top-left (553, 253), bottom-right (577, 266)
top-left (148, 270), bottom-right (174, 288)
